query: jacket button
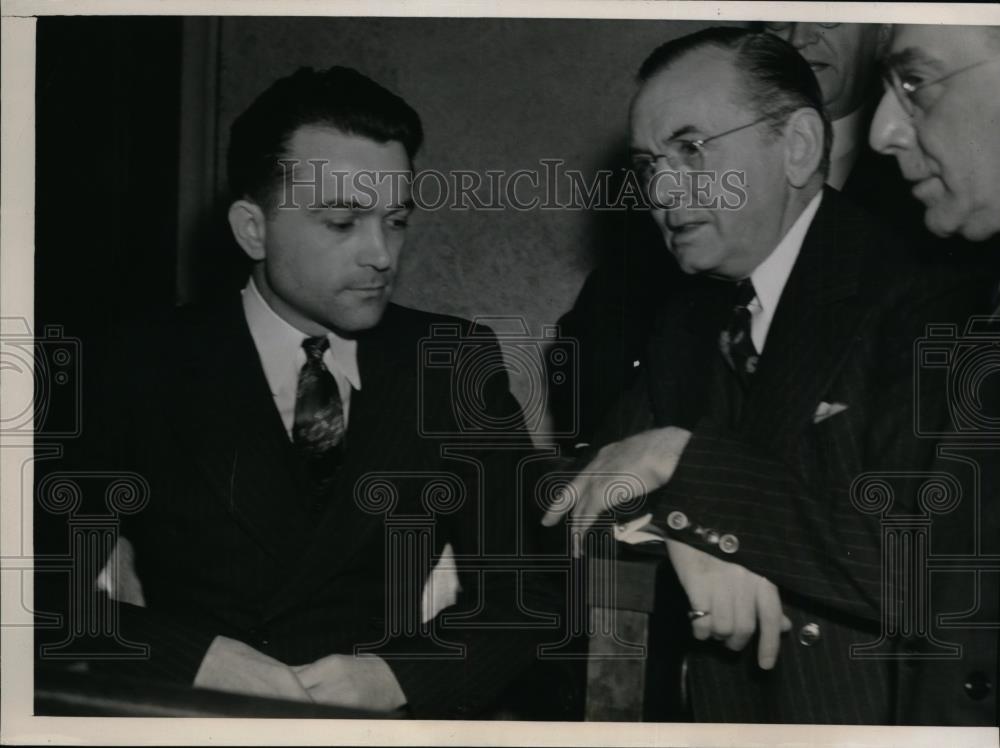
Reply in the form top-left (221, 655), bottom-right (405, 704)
top-left (666, 511), bottom-right (689, 530)
top-left (719, 534), bottom-right (740, 554)
top-left (798, 622), bottom-right (822, 647)
top-left (964, 671), bottom-right (991, 701)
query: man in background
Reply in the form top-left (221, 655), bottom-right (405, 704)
top-left (761, 21), bottom-right (932, 238)
top-left (763, 22), bottom-right (889, 190)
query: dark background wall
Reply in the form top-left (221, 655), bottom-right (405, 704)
top-left (35, 16), bottom-right (737, 438)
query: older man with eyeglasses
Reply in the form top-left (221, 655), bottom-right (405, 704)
top-left (871, 25), bottom-right (1000, 244)
top-left (870, 24), bottom-right (999, 727)
top-left (542, 26), bottom-right (982, 724)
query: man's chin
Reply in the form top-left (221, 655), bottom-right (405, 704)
top-left (923, 204), bottom-right (970, 241)
top-left (327, 303), bottom-right (390, 336)
top-left (957, 211), bottom-right (1000, 243)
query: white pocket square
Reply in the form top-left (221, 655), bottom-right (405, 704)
top-left (813, 401), bottom-right (848, 423)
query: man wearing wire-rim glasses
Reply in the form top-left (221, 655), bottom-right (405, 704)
top-left (870, 24), bottom-right (999, 727)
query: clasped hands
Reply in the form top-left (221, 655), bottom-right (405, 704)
top-left (193, 635), bottom-right (406, 711)
top-left (541, 426), bottom-right (790, 669)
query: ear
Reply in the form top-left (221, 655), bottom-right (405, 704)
top-left (228, 199), bottom-right (268, 261)
top-left (783, 108), bottom-right (824, 189)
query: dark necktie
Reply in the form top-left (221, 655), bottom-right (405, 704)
top-left (719, 279), bottom-right (759, 389)
top-left (293, 336), bottom-right (345, 489)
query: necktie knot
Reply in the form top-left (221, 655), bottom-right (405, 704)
top-left (734, 279), bottom-right (756, 310)
top-left (302, 335), bottom-right (330, 361)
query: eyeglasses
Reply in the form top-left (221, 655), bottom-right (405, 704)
top-left (632, 115), bottom-right (771, 181)
top-left (881, 56), bottom-right (1000, 117)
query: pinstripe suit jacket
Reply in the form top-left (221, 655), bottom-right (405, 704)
top-left (49, 298), bottom-right (552, 718)
top-left (606, 187), bottom-right (980, 724)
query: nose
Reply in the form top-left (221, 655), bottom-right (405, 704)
top-left (788, 23), bottom-right (818, 49)
top-left (647, 155), bottom-right (690, 211)
top-left (359, 220), bottom-right (393, 271)
top-left (868, 87), bottom-right (915, 155)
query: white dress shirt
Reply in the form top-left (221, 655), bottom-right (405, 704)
top-left (827, 107), bottom-right (866, 191)
top-left (241, 277), bottom-right (360, 437)
top-left (747, 190), bottom-right (823, 354)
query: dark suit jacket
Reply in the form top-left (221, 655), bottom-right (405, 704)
top-left (39, 298), bottom-right (556, 718)
top-left (602, 188), bottom-right (981, 724)
top-left (894, 276), bottom-right (999, 727)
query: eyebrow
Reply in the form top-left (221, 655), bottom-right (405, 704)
top-left (629, 125), bottom-right (700, 155)
top-left (313, 197), bottom-right (415, 212)
top-left (886, 47), bottom-right (945, 72)
top-left (666, 124), bottom-right (700, 140)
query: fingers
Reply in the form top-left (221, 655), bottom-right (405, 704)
top-left (540, 474), bottom-right (584, 527)
top-left (755, 580), bottom-right (785, 670)
top-left (685, 580), bottom-right (714, 642)
top-left (541, 437), bottom-right (653, 530)
top-left (725, 583), bottom-right (757, 652)
top-left (709, 583), bottom-right (734, 643)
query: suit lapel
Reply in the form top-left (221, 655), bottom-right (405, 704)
top-left (740, 189), bottom-right (869, 455)
top-left (174, 300), bottom-right (312, 563)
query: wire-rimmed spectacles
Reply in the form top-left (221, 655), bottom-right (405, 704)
top-left (632, 115), bottom-right (772, 183)
top-left (881, 56), bottom-right (1000, 117)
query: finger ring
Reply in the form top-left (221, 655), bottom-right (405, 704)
top-left (687, 610), bottom-right (710, 620)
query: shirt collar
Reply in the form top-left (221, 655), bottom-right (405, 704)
top-left (748, 190), bottom-right (823, 352)
top-left (241, 277), bottom-right (361, 395)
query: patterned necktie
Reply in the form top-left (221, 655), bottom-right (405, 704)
top-left (293, 336), bottom-right (345, 489)
top-left (719, 279), bottom-right (759, 388)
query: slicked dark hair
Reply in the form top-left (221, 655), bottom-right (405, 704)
top-left (638, 27), bottom-right (832, 176)
top-left (227, 65), bottom-right (423, 210)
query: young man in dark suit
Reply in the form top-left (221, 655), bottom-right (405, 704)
top-left (543, 28), bottom-right (978, 723)
top-left (37, 66), bottom-right (557, 718)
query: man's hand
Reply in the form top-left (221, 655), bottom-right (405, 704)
top-left (666, 539), bottom-right (792, 669)
top-left (540, 427), bottom-right (692, 540)
top-left (293, 654), bottom-right (407, 712)
top-left (193, 635), bottom-right (313, 701)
